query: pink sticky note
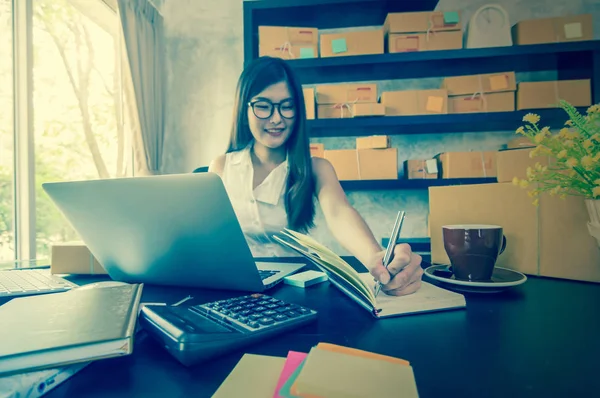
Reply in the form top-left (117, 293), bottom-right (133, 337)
top-left (273, 351), bottom-right (308, 398)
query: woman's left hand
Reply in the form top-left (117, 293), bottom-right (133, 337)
top-left (368, 244), bottom-right (424, 296)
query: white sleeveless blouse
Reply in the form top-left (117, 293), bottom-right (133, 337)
top-left (221, 144), bottom-right (299, 258)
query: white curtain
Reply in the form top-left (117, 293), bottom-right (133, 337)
top-left (117, 0), bottom-right (165, 175)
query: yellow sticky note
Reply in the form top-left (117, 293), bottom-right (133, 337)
top-left (426, 96), bottom-right (444, 112)
top-left (489, 74), bottom-right (509, 91)
top-left (564, 22), bottom-right (583, 39)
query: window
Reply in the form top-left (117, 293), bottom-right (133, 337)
top-left (0, 0), bottom-right (14, 262)
top-left (32, 0), bottom-right (132, 259)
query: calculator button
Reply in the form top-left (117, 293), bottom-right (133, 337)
top-left (263, 310), bottom-right (278, 317)
top-left (266, 304), bottom-right (279, 309)
top-left (258, 300), bottom-right (270, 306)
top-left (249, 314), bottom-right (263, 320)
top-left (254, 306), bottom-right (266, 312)
top-left (237, 316), bottom-right (248, 323)
top-left (298, 308), bottom-right (311, 314)
top-left (285, 310), bottom-right (301, 318)
top-left (239, 310), bottom-right (252, 316)
top-left (274, 314), bottom-right (288, 322)
top-left (276, 307), bottom-right (289, 313)
top-left (248, 321), bottom-right (260, 328)
top-left (258, 317), bottom-right (275, 325)
top-left (231, 306), bottom-right (243, 312)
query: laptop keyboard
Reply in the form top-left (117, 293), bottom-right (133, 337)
top-left (258, 270), bottom-right (280, 280)
top-left (0, 269), bottom-right (77, 298)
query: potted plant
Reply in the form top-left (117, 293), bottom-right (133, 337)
top-left (512, 100), bottom-right (600, 247)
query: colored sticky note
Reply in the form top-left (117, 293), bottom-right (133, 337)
top-left (489, 74), bottom-right (509, 91)
top-left (299, 47), bottom-right (314, 59)
top-left (278, 358), bottom-right (306, 398)
top-left (444, 11), bottom-right (460, 24)
top-left (331, 38), bottom-right (347, 54)
top-left (426, 96), bottom-right (444, 112)
top-left (564, 22), bottom-right (583, 39)
top-left (273, 351), bottom-right (307, 398)
top-left (426, 159), bottom-right (438, 174)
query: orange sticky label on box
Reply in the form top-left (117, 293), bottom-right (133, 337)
top-left (426, 96), bottom-right (444, 112)
top-left (489, 74), bottom-right (509, 91)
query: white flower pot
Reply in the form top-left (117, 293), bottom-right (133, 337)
top-left (585, 199), bottom-right (600, 247)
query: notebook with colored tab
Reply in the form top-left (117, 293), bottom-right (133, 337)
top-left (274, 351), bottom-right (308, 398)
top-left (273, 229), bottom-right (466, 318)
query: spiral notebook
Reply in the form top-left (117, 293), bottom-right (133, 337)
top-left (273, 229), bottom-right (466, 318)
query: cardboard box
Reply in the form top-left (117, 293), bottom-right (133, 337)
top-left (507, 136), bottom-right (535, 149)
top-left (449, 92), bottom-right (515, 114)
top-left (317, 104), bottom-right (353, 119)
top-left (496, 148), bottom-right (554, 183)
top-left (356, 135), bottom-right (390, 150)
top-left (320, 29), bottom-right (384, 58)
top-left (357, 148), bottom-right (398, 180)
top-left (316, 84), bottom-right (378, 105)
top-left (310, 143), bottom-right (324, 158)
top-left (429, 183), bottom-right (600, 283)
top-left (324, 149), bottom-right (359, 180)
top-left (351, 103), bottom-right (385, 117)
top-left (388, 31), bottom-right (462, 52)
top-left (384, 11), bottom-right (462, 34)
top-left (404, 159), bottom-right (438, 179)
top-left (517, 79), bottom-right (591, 110)
top-left (51, 242), bottom-right (107, 275)
top-left (381, 89), bottom-right (448, 116)
top-left (512, 14), bottom-right (593, 45)
top-left (303, 88), bottom-right (315, 119)
top-left (258, 26), bottom-right (319, 59)
top-left (442, 72), bottom-right (517, 96)
top-left (436, 151), bottom-right (497, 178)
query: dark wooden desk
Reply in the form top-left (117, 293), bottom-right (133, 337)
top-left (39, 271), bottom-right (600, 398)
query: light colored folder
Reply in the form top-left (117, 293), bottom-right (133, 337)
top-left (212, 354), bottom-right (286, 398)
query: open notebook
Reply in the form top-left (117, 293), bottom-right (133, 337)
top-left (273, 229), bottom-right (465, 318)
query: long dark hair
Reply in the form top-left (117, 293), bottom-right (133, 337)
top-left (227, 56), bottom-right (316, 232)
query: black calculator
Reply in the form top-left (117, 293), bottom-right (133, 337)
top-left (139, 293), bottom-right (318, 366)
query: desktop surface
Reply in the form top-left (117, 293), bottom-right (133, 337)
top-left (5, 261), bottom-right (600, 398)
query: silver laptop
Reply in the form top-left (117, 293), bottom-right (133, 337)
top-left (41, 172), bottom-right (305, 292)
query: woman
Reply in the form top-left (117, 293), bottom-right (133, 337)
top-left (208, 56), bottom-right (423, 296)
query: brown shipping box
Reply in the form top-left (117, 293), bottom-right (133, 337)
top-left (512, 14), bottom-right (593, 45)
top-left (320, 29), bottom-right (384, 58)
top-left (317, 104), bottom-right (353, 119)
top-left (388, 31), bottom-right (462, 52)
top-left (51, 242), bottom-right (107, 275)
top-left (496, 148), bottom-right (555, 183)
top-left (449, 92), bottom-right (515, 114)
top-left (303, 88), bottom-right (315, 119)
top-left (517, 80), bottom-right (591, 110)
top-left (356, 135), bottom-right (390, 150)
top-left (429, 183), bottom-right (600, 283)
top-left (258, 26), bottom-right (318, 59)
top-left (442, 72), bottom-right (517, 96)
top-left (310, 143), bottom-right (324, 158)
top-left (351, 103), bottom-right (385, 117)
top-left (324, 149), bottom-right (359, 180)
top-left (381, 89), bottom-right (448, 116)
top-left (384, 11), bottom-right (462, 33)
top-left (436, 151), bottom-right (497, 178)
top-left (316, 84), bottom-right (378, 105)
top-left (404, 159), bottom-right (438, 179)
top-left (357, 148), bottom-right (398, 180)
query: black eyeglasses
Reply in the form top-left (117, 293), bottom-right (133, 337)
top-left (248, 99), bottom-right (296, 120)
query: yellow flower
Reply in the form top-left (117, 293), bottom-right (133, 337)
top-left (527, 190), bottom-right (539, 198)
top-left (523, 113), bottom-right (540, 124)
top-left (516, 126), bottom-right (525, 135)
top-left (591, 133), bottom-right (600, 142)
top-left (583, 140), bottom-right (593, 150)
top-left (564, 140), bottom-right (574, 148)
top-left (594, 153), bottom-right (600, 162)
top-left (557, 149), bottom-right (568, 159)
top-left (595, 179), bottom-right (600, 185)
top-left (566, 158), bottom-right (578, 168)
top-left (512, 177), bottom-right (520, 186)
top-left (569, 170), bottom-right (578, 177)
top-left (569, 130), bottom-right (580, 139)
top-left (526, 167), bottom-right (534, 179)
top-left (593, 186), bottom-right (600, 198)
top-left (559, 128), bottom-right (570, 138)
top-left (565, 120), bottom-right (573, 126)
top-left (529, 147), bottom-right (540, 158)
top-left (519, 179), bottom-right (529, 188)
top-left (532, 198), bottom-right (540, 206)
top-left (549, 186), bottom-right (561, 196)
top-left (534, 132), bottom-right (546, 143)
top-left (587, 105), bottom-right (600, 114)
top-left (581, 156), bottom-right (594, 170)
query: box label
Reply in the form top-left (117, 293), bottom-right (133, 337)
top-left (443, 11), bottom-right (460, 25)
top-left (426, 96), bottom-right (444, 112)
top-left (489, 74), bottom-right (509, 91)
top-left (299, 47), bottom-right (315, 58)
top-left (331, 38), bottom-right (348, 53)
top-left (564, 22), bottom-right (583, 39)
top-left (426, 159), bottom-right (438, 174)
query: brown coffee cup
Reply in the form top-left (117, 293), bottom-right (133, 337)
top-left (442, 224), bottom-right (507, 281)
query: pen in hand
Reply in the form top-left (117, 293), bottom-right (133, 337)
top-left (374, 211), bottom-right (405, 298)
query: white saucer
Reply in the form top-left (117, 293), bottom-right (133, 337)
top-left (424, 264), bottom-right (527, 293)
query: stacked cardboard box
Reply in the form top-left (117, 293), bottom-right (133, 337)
top-left (258, 26), bottom-right (319, 59)
top-left (404, 159), bottom-right (439, 179)
top-left (512, 14), bottom-right (593, 45)
top-left (315, 83), bottom-right (381, 119)
top-left (380, 89), bottom-right (448, 116)
top-left (435, 151), bottom-right (497, 179)
top-left (517, 79), bottom-right (592, 110)
top-left (320, 29), bottom-right (384, 58)
top-left (324, 135), bottom-right (397, 181)
top-left (310, 143), bottom-right (324, 158)
top-left (442, 72), bottom-right (516, 114)
top-left (303, 88), bottom-right (316, 119)
top-left (384, 11), bottom-right (463, 53)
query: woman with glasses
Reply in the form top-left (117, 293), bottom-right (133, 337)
top-left (208, 56), bottom-right (423, 297)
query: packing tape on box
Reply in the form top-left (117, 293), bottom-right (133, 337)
top-left (479, 151), bottom-right (487, 177)
top-left (553, 79), bottom-right (560, 106)
top-left (333, 98), bottom-right (358, 118)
